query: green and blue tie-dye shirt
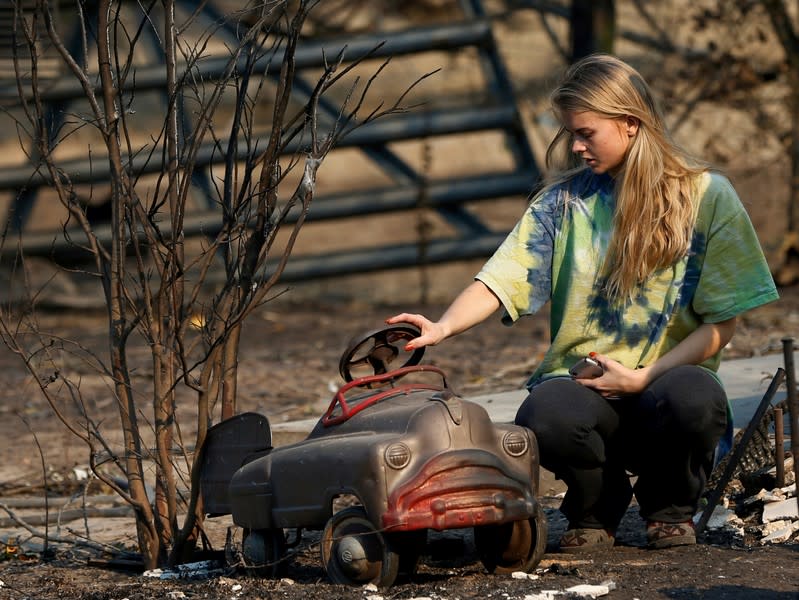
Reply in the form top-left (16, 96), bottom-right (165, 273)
top-left (476, 170), bottom-right (779, 389)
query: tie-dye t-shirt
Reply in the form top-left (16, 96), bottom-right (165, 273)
top-left (476, 170), bottom-right (778, 389)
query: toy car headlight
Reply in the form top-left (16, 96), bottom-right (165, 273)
top-left (384, 443), bottom-right (411, 469)
top-left (502, 431), bottom-right (528, 457)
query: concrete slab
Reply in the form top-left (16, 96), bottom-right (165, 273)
top-left (270, 352), bottom-right (793, 445)
top-left (717, 352), bottom-right (790, 429)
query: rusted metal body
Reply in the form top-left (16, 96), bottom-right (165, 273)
top-left (199, 325), bottom-right (547, 587)
top-left (227, 384), bottom-right (539, 532)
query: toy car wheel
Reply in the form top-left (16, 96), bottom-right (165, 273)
top-left (241, 527), bottom-right (286, 578)
top-left (474, 503), bottom-right (548, 574)
top-left (320, 507), bottom-right (400, 588)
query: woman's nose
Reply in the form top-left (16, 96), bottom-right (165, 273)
top-left (572, 138), bottom-right (586, 153)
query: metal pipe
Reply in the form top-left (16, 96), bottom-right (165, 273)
top-left (774, 407), bottom-right (785, 488)
top-left (0, 105), bottom-right (518, 190)
top-left (258, 234), bottom-right (509, 283)
top-left (4, 172), bottom-right (532, 259)
top-left (781, 337), bottom-right (799, 514)
top-left (0, 20), bottom-right (493, 103)
top-left (277, 171), bottom-right (532, 223)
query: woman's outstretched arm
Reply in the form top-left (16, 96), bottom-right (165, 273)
top-left (386, 281), bottom-right (501, 350)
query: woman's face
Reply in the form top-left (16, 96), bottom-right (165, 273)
top-left (562, 110), bottom-right (638, 176)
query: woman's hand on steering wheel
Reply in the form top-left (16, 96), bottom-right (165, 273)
top-left (385, 313), bottom-right (447, 351)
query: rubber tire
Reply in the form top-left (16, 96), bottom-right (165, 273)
top-left (241, 528), bottom-right (287, 578)
top-left (474, 503), bottom-right (548, 574)
top-left (320, 506), bottom-right (400, 587)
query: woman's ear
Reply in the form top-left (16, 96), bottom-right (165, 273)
top-left (625, 116), bottom-right (640, 137)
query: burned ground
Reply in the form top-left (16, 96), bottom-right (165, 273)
top-left (1, 288), bottom-right (798, 599)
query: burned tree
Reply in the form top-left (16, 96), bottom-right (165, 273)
top-left (0, 0), bottom-right (430, 568)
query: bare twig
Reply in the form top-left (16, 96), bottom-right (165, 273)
top-left (0, 506), bottom-right (133, 528)
top-left (0, 501), bottom-right (135, 556)
top-left (17, 413), bottom-right (50, 557)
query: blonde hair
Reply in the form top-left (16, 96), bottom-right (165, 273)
top-left (545, 54), bottom-right (705, 301)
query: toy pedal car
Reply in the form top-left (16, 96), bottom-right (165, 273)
top-left (200, 325), bottom-right (547, 587)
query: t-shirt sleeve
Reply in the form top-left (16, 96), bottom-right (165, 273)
top-left (692, 174), bottom-right (779, 322)
top-left (475, 190), bottom-right (559, 323)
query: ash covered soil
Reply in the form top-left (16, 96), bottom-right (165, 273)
top-left (1, 281), bottom-right (799, 600)
top-left (1, 542), bottom-right (797, 600)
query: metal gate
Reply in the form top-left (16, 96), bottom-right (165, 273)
top-left (0, 0), bottom-right (543, 282)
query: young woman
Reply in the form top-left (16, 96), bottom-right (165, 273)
top-left (387, 54), bottom-right (778, 552)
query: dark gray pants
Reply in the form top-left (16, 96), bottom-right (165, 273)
top-left (514, 365), bottom-right (728, 530)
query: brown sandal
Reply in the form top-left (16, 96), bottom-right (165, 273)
top-left (559, 528), bottom-right (615, 554)
top-left (646, 521), bottom-right (696, 549)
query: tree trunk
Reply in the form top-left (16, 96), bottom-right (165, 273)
top-left (221, 321), bottom-right (242, 420)
top-left (762, 0), bottom-right (799, 229)
top-left (94, 0), bottom-right (161, 568)
top-left (570, 0), bottom-right (616, 60)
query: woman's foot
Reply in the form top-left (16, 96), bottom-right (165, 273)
top-left (559, 527), bottom-right (615, 553)
top-left (646, 520), bottom-right (696, 549)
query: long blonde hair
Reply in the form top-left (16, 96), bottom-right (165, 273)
top-left (545, 54), bottom-right (706, 301)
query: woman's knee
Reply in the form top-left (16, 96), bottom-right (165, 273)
top-left (643, 365), bottom-right (727, 436)
top-left (515, 379), bottom-right (619, 467)
top-left (515, 379), bottom-right (601, 431)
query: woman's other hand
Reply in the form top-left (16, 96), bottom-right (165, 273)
top-left (574, 353), bottom-right (649, 398)
top-left (576, 319), bottom-right (738, 398)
